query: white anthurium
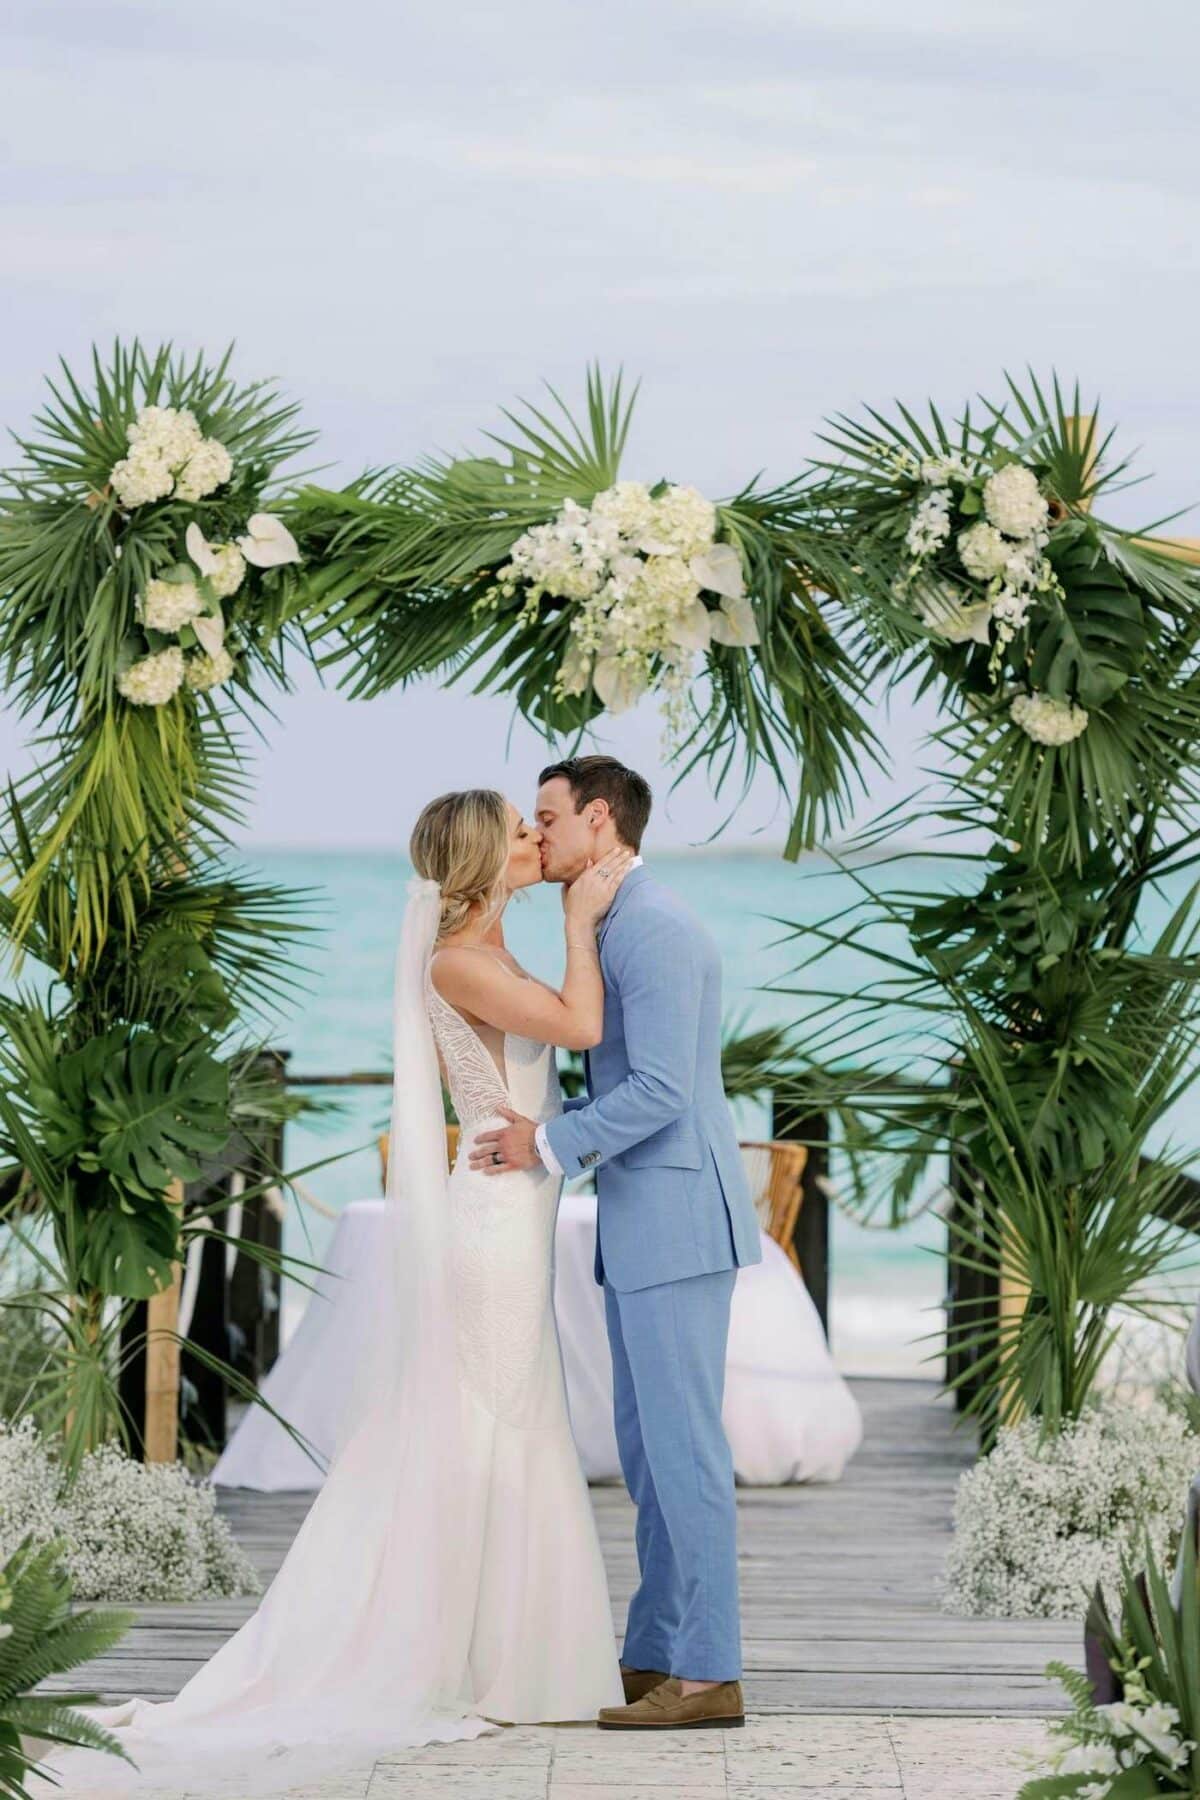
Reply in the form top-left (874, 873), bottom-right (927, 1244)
top-left (709, 595), bottom-right (760, 647)
top-left (689, 542), bottom-right (745, 600)
top-left (915, 582), bottom-right (993, 646)
top-left (192, 611), bottom-right (227, 659)
top-left (237, 513), bottom-right (302, 568)
top-left (185, 522), bottom-right (219, 577)
top-left (593, 656), bottom-right (650, 714)
top-left (669, 597), bottom-right (713, 653)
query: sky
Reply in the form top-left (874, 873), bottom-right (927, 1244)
top-left (2, 0), bottom-right (1198, 851)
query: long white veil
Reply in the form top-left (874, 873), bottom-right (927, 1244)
top-left (51, 876), bottom-right (493, 1797)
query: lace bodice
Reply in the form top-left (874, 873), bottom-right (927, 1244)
top-left (425, 954), bottom-right (560, 1128)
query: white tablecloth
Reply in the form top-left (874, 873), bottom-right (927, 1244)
top-left (214, 1191), bottom-right (862, 1491)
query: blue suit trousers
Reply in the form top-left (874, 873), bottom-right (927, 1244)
top-left (603, 1268), bottom-right (742, 1682)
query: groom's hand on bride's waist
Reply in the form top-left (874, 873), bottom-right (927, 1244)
top-left (469, 1107), bottom-right (540, 1174)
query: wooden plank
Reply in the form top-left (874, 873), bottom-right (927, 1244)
top-left (44, 1379), bottom-right (1079, 1716)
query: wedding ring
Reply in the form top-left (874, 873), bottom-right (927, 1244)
top-left (492, 1151), bottom-right (502, 1166)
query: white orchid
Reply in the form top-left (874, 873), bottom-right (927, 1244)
top-left (237, 513), bottom-right (302, 569)
top-left (556, 636), bottom-right (593, 697)
top-left (689, 542), bottom-right (745, 600)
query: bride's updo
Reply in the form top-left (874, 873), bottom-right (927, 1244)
top-left (410, 789), bottom-right (509, 941)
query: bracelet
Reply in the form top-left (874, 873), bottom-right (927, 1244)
top-left (566, 938), bottom-right (598, 950)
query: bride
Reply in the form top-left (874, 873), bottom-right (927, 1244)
top-left (51, 789), bottom-right (631, 1797)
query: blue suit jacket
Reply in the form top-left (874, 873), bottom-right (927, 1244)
top-left (544, 864), bottom-right (762, 1293)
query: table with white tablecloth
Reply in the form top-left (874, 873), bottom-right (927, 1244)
top-left (213, 1190), bottom-right (862, 1491)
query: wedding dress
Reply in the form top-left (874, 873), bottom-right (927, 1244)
top-left (46, 879), bottom-right (622, 1798)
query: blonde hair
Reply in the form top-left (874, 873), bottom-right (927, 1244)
top-left (410, 789), bottom-right (510, 941)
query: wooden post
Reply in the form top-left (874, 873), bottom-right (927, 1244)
top-left (771, 1098), bottom-right (830, 1338)
top-left (144, 1179), bottom-right (184, 1463)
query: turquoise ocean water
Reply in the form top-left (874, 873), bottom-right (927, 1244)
top-left (7, 844), bottom-right (1194, 1375)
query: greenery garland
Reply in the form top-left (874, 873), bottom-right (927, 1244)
top-left (294, 369), bottom-right (885, 855)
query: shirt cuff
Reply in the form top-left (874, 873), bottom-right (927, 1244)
top-left (534, 1122), bottom-right (564, 1177)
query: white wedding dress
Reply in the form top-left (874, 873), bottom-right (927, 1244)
top-left (46, 880), bottom-right (622, 1798)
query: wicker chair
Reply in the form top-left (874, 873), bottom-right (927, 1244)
top-left (378, 1125), bottom-right (460, 1191)
top-left (738, 1139), bottom-right (808, 1272)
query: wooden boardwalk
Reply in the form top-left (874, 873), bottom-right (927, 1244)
top-left (59, 1379), bottom-right (1079, 1716)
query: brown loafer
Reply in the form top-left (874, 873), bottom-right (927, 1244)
top-left (620, 1666), bottom-right (671, 1705)
top-left (598, 1677), bottom-right (745, 1730)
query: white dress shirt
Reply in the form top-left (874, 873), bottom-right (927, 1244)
top-left (534, 855), bottom-right (642, 1177)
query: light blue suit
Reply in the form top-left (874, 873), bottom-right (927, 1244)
top-left (544, 864), bottom-right (761, 1681)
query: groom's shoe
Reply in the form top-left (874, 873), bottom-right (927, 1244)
top-left (619, 1666), bottom-right (670, 1705)
top-left (598, 1678), bottom-right (745, 1730)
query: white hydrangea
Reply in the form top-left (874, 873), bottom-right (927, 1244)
top-left (138, 576), bottom-right (205, 633)
top-left (109, 405), bottom-right (232, 508)
top-left (984, 462), bottom-right (1050, 538)
top-left (207, 543), bottom-right (246, 597)
top-left (126, 405), bottom-right (203, 468)
top-left (1010, 690), bottom-right (1090, 745)
top-left (942, 1397), bottom-right (1196, 1619)
top-left (174, 438), bottom-right (234, 502)
top-left (116, 644), bottom-right (185, 706)
top-left (0, 1418), bottom-right (258, 1602)
top-left (957, 520), bottom-right (1012, 581)
top-left (905, 488), bottom-right (953, 559)
top-left (588, 480), bottom-right (657, 542)
top-left (110, 443), bottom-right (175, 509)
top-left (185, 646), bottom-right (236, 691)
top-left (641, 484), bottom-right (717, 559)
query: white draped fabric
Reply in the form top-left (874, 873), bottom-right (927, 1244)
top-left (215, 1190), bottom-right (862, 1494)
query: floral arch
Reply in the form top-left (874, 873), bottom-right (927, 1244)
top-left (2, 343), bottom-right (1199, 1460)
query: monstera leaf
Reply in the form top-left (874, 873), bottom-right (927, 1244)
top-left (77, 1029), bottom-right (230, 1198)
top-left (1031, 530), bottom-right (1148, 707)
top-left (73, 1182), bottom-right (181, 1297)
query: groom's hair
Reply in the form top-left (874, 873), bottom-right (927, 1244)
top-left (538, 755), bottom-right (652, 852)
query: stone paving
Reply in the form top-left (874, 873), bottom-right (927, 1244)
top-left (144, 1712), bottom-right (1053, 1799)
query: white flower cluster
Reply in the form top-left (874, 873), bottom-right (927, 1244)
top-left (110, 406), bottom-right (233, 509)
top-left (139, 576), bottom-right (205, 633)
top-left (893, 448), bottom-right (1057, 655)
top-left (942, 1396), bottom-right (1197, 1619)
top-left (116, 643), bottom-right (185, 706)
top-left (494, 481), bottom-right (755, 740)
top-left (186, 646), bottom-right (236, 691)
top-left (0, 1418), bottom-right (259, 1603)
top-left (1010, 689), bottom-right (1090, 746)
top-left (116, 516), bottom-right (301, 706)
top-left (1035, 1665), bottom-right (1195, 1797)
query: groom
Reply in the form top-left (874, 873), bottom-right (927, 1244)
top-left (470, 755), bottom-right (762, 1730)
